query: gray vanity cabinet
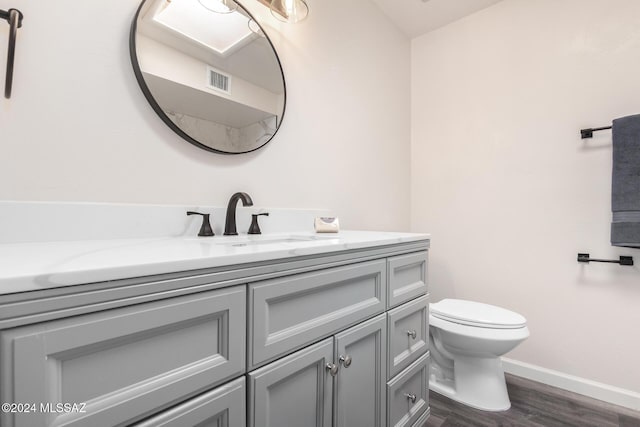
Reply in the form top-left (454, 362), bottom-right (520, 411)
top-left (249, 314), bottom-right (387, 427)
top-left (247, 250), bottom-right (429, 427)
top-left (0, 238), bottom-right (430, 427)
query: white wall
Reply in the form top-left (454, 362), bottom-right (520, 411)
top-left (0, 0), bottom-right (411, 232)
top-left (412, 0), bottom-right (640, 393)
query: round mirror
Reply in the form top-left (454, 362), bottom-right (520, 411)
top-left (130, 0), bottom-right (286, 154)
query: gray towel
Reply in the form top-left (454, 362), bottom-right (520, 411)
top-left (611, 114), bottom-right (640, 247)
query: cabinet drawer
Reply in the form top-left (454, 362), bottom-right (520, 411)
top-left (249, 260), bottom-right (386, 368)
top-left (387, 252), bottom-right (427, 309)
top-left (387, 352), bottom-right (430, 427)
top-left (388, 295), bottom-right (429, 379)
top-left (0, 286), bottom-right (246, 427)
top-left (411, 407), bottom-right (431, 427)
top-left (134, 377), bottom-right (245, 427)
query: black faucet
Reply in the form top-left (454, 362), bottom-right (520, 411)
top-left (224, 192), bottom-right (254, 235)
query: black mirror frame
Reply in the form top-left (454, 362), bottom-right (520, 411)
top-left (129, 0), bottom-right (287, 155)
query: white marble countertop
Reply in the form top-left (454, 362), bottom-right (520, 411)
top-left (0, 231), bottom-right (430, 295)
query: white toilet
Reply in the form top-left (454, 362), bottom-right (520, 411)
top-left (429, 299), bottom-right (529, 411)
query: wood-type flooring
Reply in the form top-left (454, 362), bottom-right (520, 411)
top-left (423, 374), bottom-right (640, 427)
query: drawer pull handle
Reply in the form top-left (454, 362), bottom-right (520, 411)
top-left (407, 330), bottom-right (417, 339)
top-left (339, 355), bottom-right (352, 368)
top-left (326, 363), bottom-right (339, 377)
top-left (404, 393), bottom-right (417, 403)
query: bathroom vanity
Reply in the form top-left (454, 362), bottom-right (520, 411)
top-left (0, 230), bottom-right (430, 427)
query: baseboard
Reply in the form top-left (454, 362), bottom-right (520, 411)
top-left (502, 358), bottom-right (640, 411)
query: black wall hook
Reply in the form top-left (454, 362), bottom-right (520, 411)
top-left (0, 8), bottom-right (23, 99)
top-left (580, 125), bottom-right (612, 139)
top-left (577, 253), bottom-right (634, 266)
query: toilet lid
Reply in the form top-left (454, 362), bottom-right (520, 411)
top-left (430, 299), bottom-right (527, 329)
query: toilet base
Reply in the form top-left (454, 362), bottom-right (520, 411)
top-left (430, 355), bottom-right (511, 412)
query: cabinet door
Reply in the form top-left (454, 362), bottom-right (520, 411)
top-left (334, 314), bottom-right (387, 427)
top-left (248, 338), bottom-right (333, 427)
top-left (134, 377), bottom-right (245, 427)
top-left (0, 286), bottom-right (246, 427)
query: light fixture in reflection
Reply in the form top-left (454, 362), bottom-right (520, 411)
top-left (248, 19), bottom-right (265, 37)
top-left (156, 0), bottom-right (253, 55)
top-left (198, 0), bottom-right (237, 14)
top-left (270, 0), bottom-right (308, 23)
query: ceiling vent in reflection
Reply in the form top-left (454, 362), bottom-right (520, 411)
top-left (207, 66), bottom-right (231, 94)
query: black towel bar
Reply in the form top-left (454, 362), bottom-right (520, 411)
top-left (580, 126), bottom-right (612, 139)
top-left (577, 253), bottom-right (634, 266)
top-left (0, 8), bottom-right (23, 99)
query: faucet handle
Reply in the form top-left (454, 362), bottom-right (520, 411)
top-left (248, 212), bottom-right (269, 235)
top-left (186, 211), bottom-right (214, 237)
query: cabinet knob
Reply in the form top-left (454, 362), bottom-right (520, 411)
top-left (339, 355), bottom-right (352, 368)
top-left (404, 393), bottom-right (417, 403)
top-left (407, 330), bottom-right (417, 339)
top-left (326, 363), bottom-right (339, 377)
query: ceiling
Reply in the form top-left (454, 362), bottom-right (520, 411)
top-left (371, 0), bottom-right (504, 38)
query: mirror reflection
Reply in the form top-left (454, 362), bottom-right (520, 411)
top-left (131, 0), bottom-right (286, 154)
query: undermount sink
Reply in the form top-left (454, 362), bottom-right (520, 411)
top-left (215, 234), bottom-right (337, 247)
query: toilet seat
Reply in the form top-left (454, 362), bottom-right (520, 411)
top-left (431, 299), bottom-right (526, 329)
